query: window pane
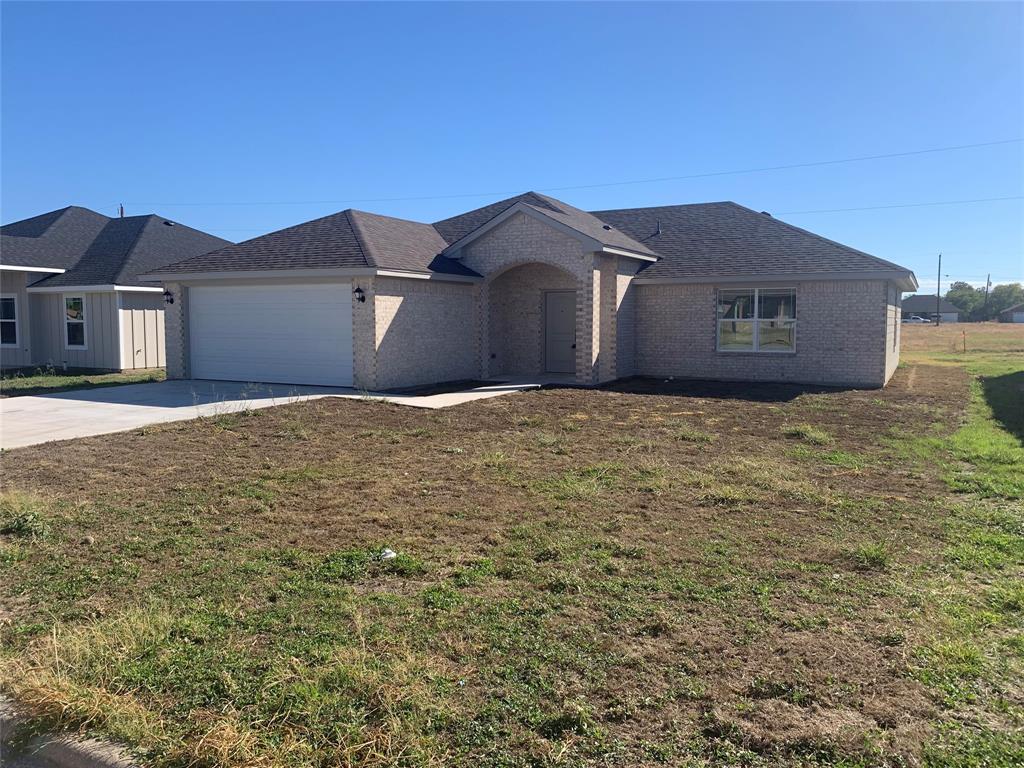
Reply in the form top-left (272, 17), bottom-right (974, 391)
top-left (758, 320), bottom-right (795, 351)
top-left (67, 322), bottom-right (85, 346)
top-left (65, 297), bottom-right (84, 321)
top-left (718, 290), bottom-right (754, 320)
top-left (758, 289), bottom-right (796, 320)
top-left (719, 320), bottom-right (754, 350)
top-left (0, 320), bottom-right (15, 345)
top-left (0, 297), bottom-right (15, 321)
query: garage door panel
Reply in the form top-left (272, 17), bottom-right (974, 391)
top-left (189, 283), bottom-right (353, 386)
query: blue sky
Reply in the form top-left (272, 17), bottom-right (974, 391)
top-left (2, 1), bottom-right (1021, 292)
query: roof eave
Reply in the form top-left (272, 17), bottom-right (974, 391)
top-left (634, 269), bottom-right (918, 291)
top-left (0, 265), bottom-right (66, 274)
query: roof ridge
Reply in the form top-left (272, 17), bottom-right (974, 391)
top-left (344, 209), bottom-right (376, 268)
top-left (725, 202), bottom-right (910, 273)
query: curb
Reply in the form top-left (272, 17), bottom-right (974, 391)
top-left (0, 698), bottom-right (138, 768)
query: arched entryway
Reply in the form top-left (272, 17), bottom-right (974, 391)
top-left (486, 262), bottom-right (580, 379)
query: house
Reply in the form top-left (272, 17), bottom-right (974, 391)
top-left (144, 192), bottom-right (917, 390)
top-left (1, 207), bottom-right (229, 371)
top-left (998, 302), bottom-right (1024, 323)
top-left (901, 294), bottom-right (962, 323)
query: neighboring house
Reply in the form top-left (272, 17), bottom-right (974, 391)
top-left (901, 294), bottom-right (962, 323)
top-left (145, 192), bottom-right (917, 390)
top-left (998, 302), bottom-right (1024, 323)
top-left (0, 207), bottom-right (229, 371)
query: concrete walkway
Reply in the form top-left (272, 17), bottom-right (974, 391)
top-left (0, 378), bottom-right (548, 450)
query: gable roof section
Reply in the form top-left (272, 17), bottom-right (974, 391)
top-left (434, 192), bottom-right (657, 257)
top-left (150, 209), bottom-right (478, 278)
top-left (593, 202), bottom-right (916, 287)
top-left (2, 206), bottom-right (229, 287)
top-left (901, 294), bottom-right (962, 314)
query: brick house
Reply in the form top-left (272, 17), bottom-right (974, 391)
top-left (144, 192), bottom-right (917, 390)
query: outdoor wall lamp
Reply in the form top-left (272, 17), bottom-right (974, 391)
top-left (163, 290), bottom-right (175, 305)
top-left (353, 286), bottom-right (366, 303)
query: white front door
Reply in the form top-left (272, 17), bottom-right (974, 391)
top-left (188, 282), bottom-right (353, 386)
top-left (544, 291), bottom-right (576, 374)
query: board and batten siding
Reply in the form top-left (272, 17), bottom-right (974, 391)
top-left (0, 271), bottom-right (33, 368)
top-left (119, 292), bottom-right (166, 369)
top-left (29, 291), bottom-right (122, 370)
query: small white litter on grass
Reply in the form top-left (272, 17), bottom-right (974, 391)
top-left (379, 548), bottom-right (397, 561)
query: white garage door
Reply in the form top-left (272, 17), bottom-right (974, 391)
top-left (189, 282), bottom-right (353, 386)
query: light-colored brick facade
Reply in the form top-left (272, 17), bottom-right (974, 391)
top-left (161, 213), bottom-right (903, 391)
top-left (634, 279), bottom-right (898, 388)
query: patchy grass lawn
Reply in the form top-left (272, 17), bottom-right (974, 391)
top-left (0, 324), bottom-right (1021, 767)
top-left (0, 366), bottom-right (165, 397)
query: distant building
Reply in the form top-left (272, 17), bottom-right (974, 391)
top-left (998, 302), bottom-right (1024, 323)
top-left (901, 294), bottom-right (962, 323)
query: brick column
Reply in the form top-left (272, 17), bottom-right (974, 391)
top-left (574, 256), bottom-right (599, 385)
top-left (162, 282), bottom-right (189, 379)
top-left (477, 282), bottom-right (491, 379)
top-left (351, 277), bottom-right (377, 391)
top-left (598, 254), bottom-right (617, 383)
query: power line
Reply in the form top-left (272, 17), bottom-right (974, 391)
top-left (107, 137), bottom-right (1022, 209)
top-left (778, 195), bottom-right (1024, 215)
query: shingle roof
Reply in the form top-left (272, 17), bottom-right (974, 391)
top-left (433, 192), bottom-right (656, 256)
top-left (2, 206), bottom-right (229, 287)
top-left (1, 207), bottom-right (110, 270)
top-left (144, 193), bottom-right (914, 284)
top-left (901, 295), bottom-right (963, 314)
top-left (151, 209), bottom-right (478, 277)
top-left (592, 202), bottom-right (914, 281)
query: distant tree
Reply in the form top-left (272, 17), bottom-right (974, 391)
top-left (945, 281), bottom-right (984, 318)
top-left (987, 283), bottom-right (1024, 319)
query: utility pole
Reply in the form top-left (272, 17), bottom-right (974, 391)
top-left (935, 253), bottom-right (942, 326)
top-left (983, 273), bottom-right (992, 320)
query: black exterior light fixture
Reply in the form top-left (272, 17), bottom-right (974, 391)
top-left (353, 285), bottom-right (366, 303)
top-left (162, 290), bottom-right (175, 305)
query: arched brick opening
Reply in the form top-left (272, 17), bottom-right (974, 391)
top-left (485, 261), bottom-right (580, 378)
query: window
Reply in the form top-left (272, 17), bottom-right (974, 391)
top-left (717, 288), bottom-right (796, 352)
top-left (64, 295), bottom-right (86, 348)
top-left (0, 294), bottom-right (17, 347)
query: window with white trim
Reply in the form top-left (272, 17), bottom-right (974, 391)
top-left (64, 295), bottom-right (87, 348)
top-left (0, 294), bottom-right (17, 347)
top-left (717, 288), bottom-right (796, 352)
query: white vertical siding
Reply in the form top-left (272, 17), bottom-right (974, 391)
top-left (119, 292), bottom-right (166, 369)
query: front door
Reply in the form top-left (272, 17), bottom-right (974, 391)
top-left (544, 291), bottom-right (576, 373)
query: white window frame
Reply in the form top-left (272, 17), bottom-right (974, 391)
top-left (63, 294), bottom-right (88, 350)
top-left (716, 287), bottom-right (797, 354)
top-left (0, 293), bottom-right (18, 348)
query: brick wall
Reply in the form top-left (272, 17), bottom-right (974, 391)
top-left (883, 284), bottom-right (901, 384)
top-left (488, 263), bottom-right (575, 376)
top-left (462, 212), bottom-right (621, 384)
top-left (635, 280), bottom-right (891, 387)
top-left (615, 260), bottom-right (641, 378)
top-left (370, 277), bottom-right (478, 390)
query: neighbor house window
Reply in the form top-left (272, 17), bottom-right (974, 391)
top-left (64, 295), bottom-right (86, 348)
top-left (0, 294), bottom-right (17, 346)
top-left (717, 288), bottom-right (796, 352)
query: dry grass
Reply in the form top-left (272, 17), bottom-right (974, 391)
top-left (1, 334), bottom-right (1022, 766)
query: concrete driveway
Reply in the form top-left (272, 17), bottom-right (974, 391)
top-left (0, 380), bottom-right (352, 450)
top-left (0, 378), bottom-right (551, 450)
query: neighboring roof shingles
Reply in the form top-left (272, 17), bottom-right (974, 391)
top-left (593, 202), bottom-right (914, 280)
top-left (1, 207), bottom-right (229, 287)
top-left (153, 209), bottom-right (479, 277)
top-left (901, 295), bottom-right (963, 314)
